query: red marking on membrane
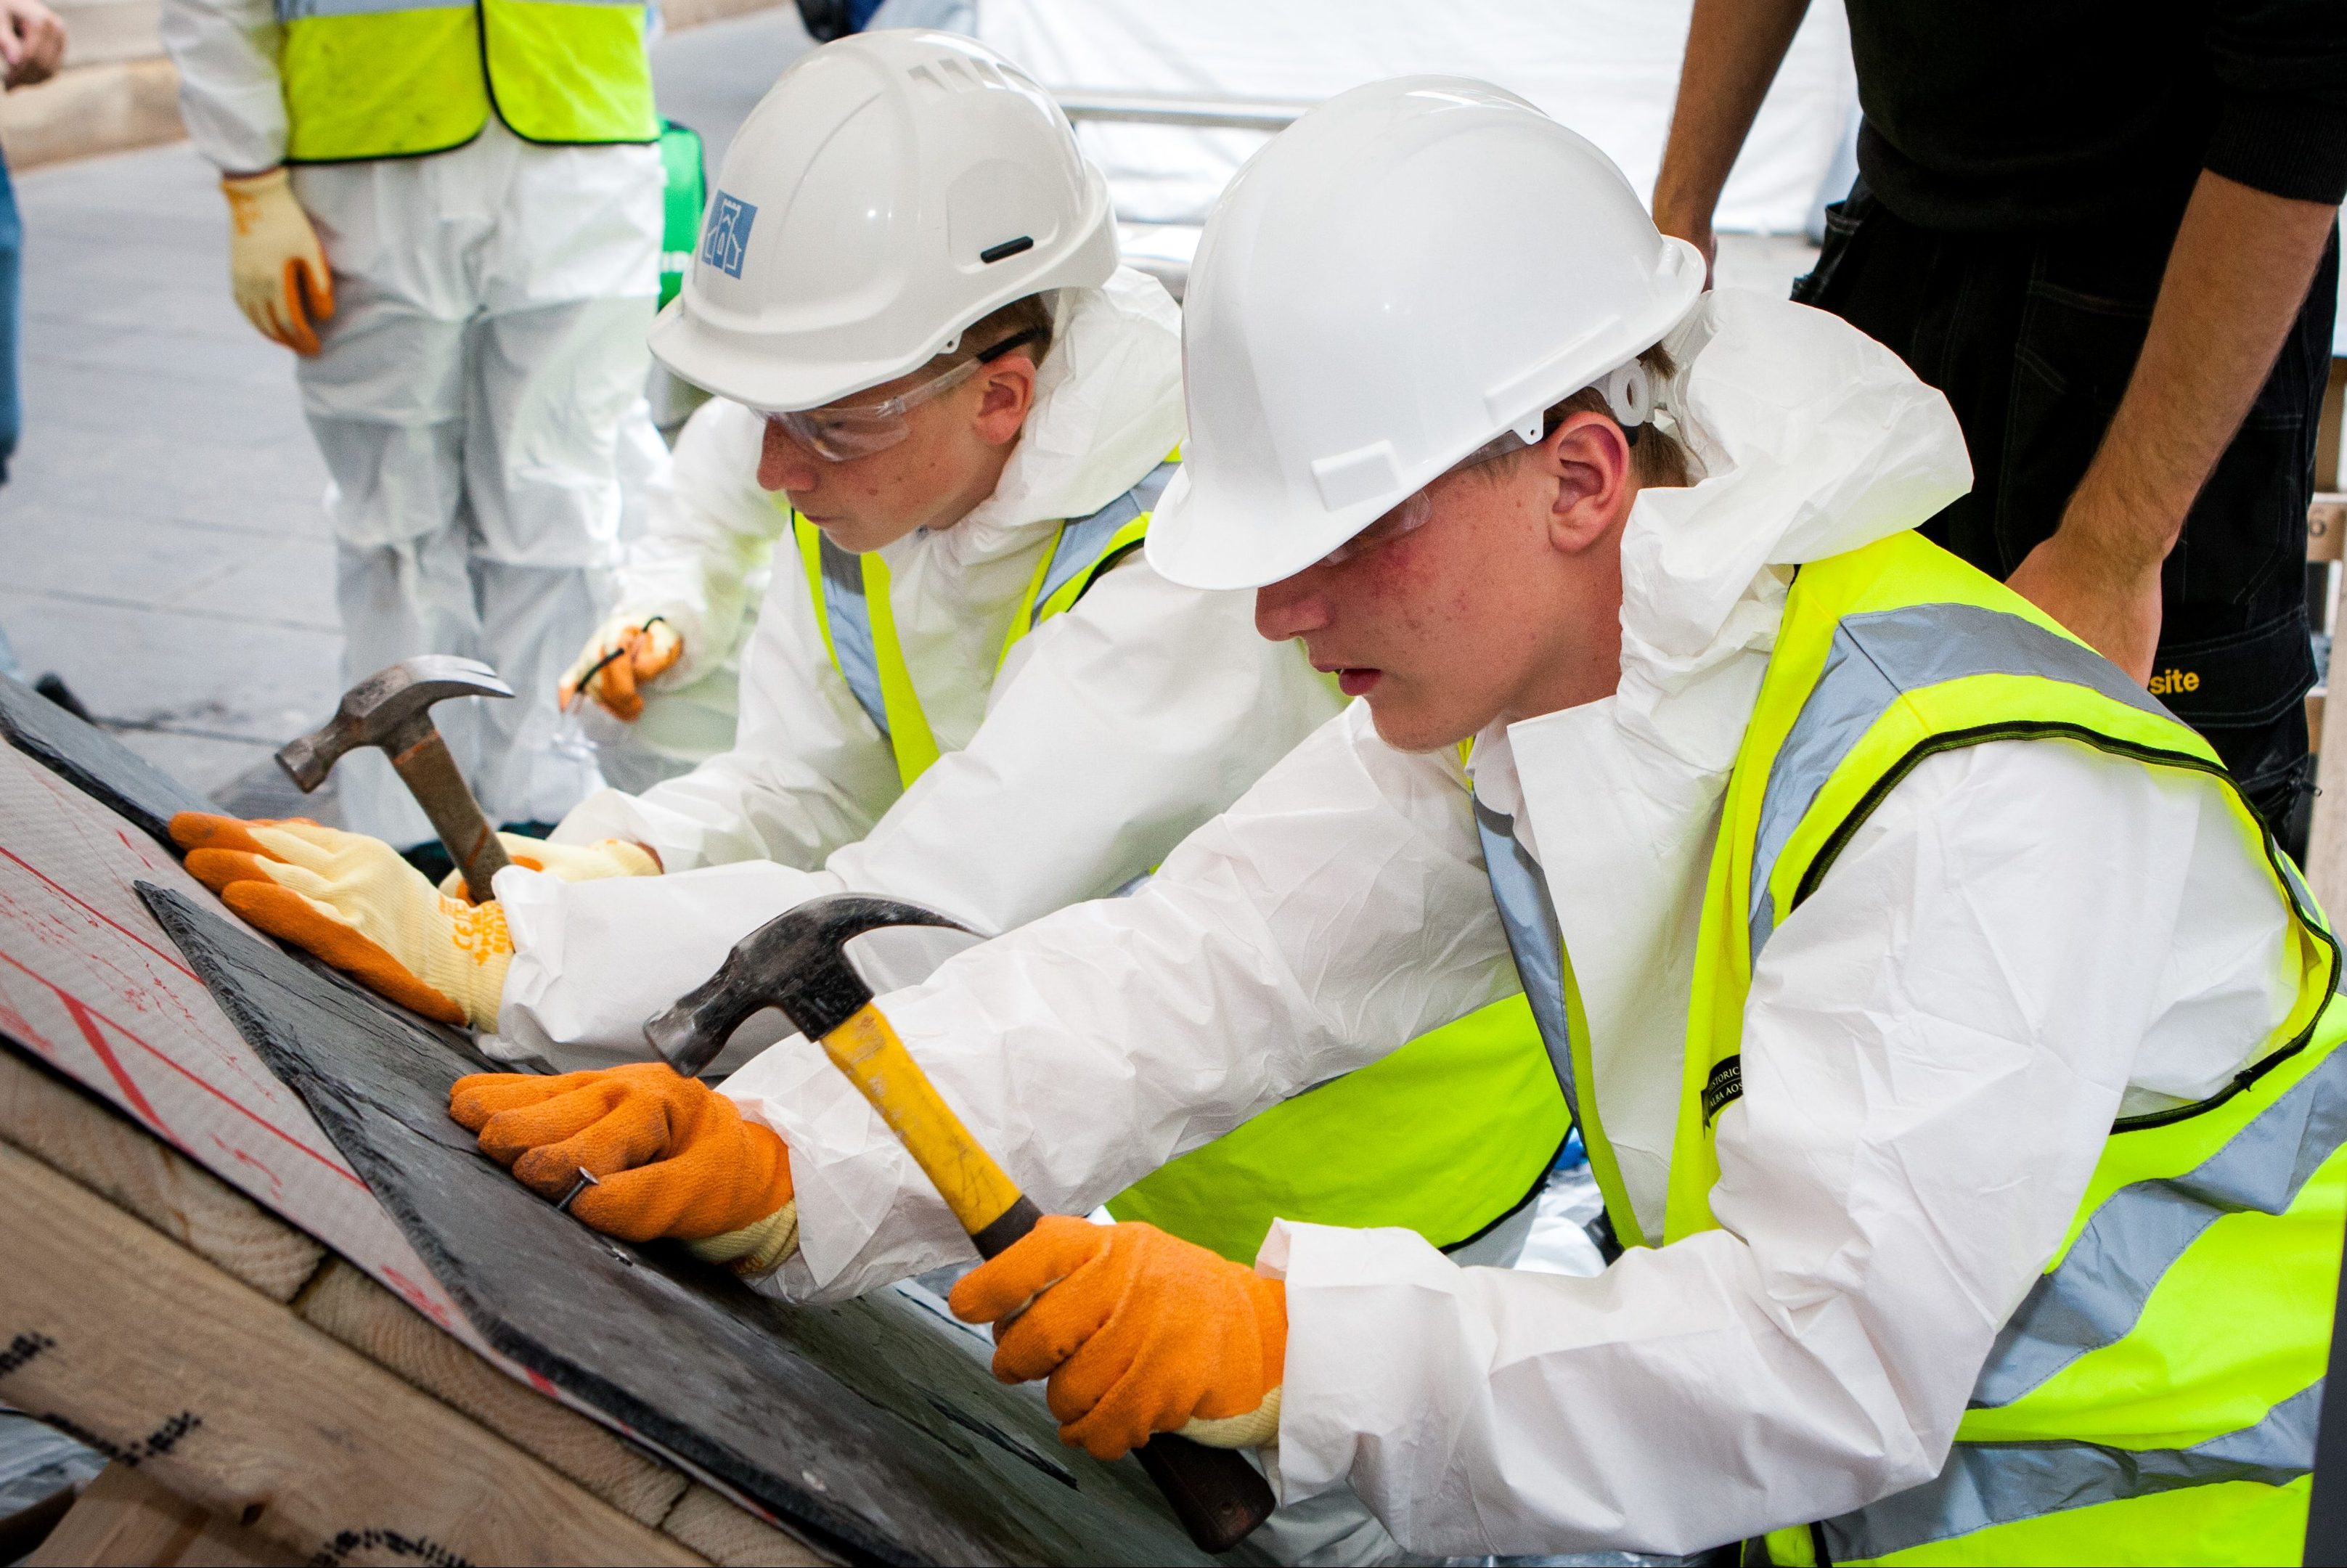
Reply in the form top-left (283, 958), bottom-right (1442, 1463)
top-left (0, 844), bottom-right (200, 981)
top-left (0, 947), bottom-right (364, 1187)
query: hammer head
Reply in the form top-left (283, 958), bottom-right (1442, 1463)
top-left (645, 893), bottom-right (976, 1077)
top-left (277, 656), bottom-right (513, 791)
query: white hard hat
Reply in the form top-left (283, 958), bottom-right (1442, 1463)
top-left (649, 30), bottom-right (1118, 411)
top-left (1147, 78), bottom-right (1706, 592)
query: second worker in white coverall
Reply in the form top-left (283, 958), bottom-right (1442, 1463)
top-left (160, 0), bottom-right (670, 844)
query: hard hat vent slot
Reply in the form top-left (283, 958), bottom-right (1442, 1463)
top-left (979, 236), bottom-right (1034, 265)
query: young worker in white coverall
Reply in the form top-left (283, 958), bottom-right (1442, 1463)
top-left (171, 38), bottom-right (1570, 1328)
top-left (441, 80), bottom-right (2343, 1562)
top-left (159, 0), bottom-right (669, 844)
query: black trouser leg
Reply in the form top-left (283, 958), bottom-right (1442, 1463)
top-left (1794, 184), bottom-right (2338, 859)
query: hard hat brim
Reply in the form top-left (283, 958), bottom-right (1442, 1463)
top-left (648, 298), bottom-right (939, 413)
top-left (1147, 467), bottom-right (1395, 592)
top-left (1148, 241), bottom-right (1706, 594)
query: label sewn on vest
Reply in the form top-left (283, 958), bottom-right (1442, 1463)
top-left (701, 192), bottom-right (756, 279)
top-left (1702, 1055), bottom-right (1743, 1127)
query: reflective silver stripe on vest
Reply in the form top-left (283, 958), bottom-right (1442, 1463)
top-left (1033, 459), bottom-right (1177, 610)
top-left (1972, 1042), bottom-right (2347, 1408)
top-left (277, 0), bottom-right (465, 19)
top-left (1474, 798), bottom-right (1579, 1122)
top-left (1749, 604), bottom-right (2174, 965)
top-left (278, 0), bottom-right (637, 17)
top-left (814, 531), bottom-right (889, 740)
top-left (1822, 1379), bottom-right (2322, 1562)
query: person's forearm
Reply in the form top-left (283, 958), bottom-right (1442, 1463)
top-left (1652, 0), bottom-right (1812, 256)
top-left (2064, 171), bottom-right (2338, 573)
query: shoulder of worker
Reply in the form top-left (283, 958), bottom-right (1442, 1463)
top-left (950, 266), bottom-right (1185, 547)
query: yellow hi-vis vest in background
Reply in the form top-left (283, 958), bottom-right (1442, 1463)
top-left (1485, 528), bottom-right (2344, 1566)
top-left (797, 457), bottom-right (1571, 1265)
top-left (277, 0), bottom-right (658, 163)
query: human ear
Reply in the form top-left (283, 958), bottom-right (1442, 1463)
top-left (1541, 412), bottom-right (1633, 553)
top-left (971, 354), bottom-right (1037, 446)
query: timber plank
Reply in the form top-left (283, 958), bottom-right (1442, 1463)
top-left (0, 1047), bottom-right (326, 1302)
top-left (293, 1259), bottom-right (695, 1532)
top-left (661, 1485), bottom-right (833, 1567)
top-left (0, 1138), bottom-right (704, 1567)
top-left (25, 1463), bottom-right (298, 1567)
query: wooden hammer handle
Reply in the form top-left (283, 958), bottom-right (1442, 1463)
top-left (815, 1003), bottom-right (1275, 1553)
top-left (387, 724), bottom-right (511, 905)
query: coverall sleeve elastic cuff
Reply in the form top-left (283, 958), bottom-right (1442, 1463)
top-left (2203, 93), bottom-right (2347, 206)
top-left (1257, 1218), bottom-right (1465, 1511)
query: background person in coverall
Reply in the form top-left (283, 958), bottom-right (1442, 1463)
top-left (170, 38), bottom-right (1572, 1412)
top-left (160, 0), bottom-right (671, 846)
top-left (1654, 0), bottom-right (2347, 857)
top-left (446, 82), bottom-right (2337, 1562)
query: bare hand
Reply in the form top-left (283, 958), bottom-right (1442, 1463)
top-left (2004, 525), bottom-right (2163, 685)
top-left (0, 0), bottom-right (65, 89)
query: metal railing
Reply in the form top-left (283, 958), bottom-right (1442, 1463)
top-left (1056, 89), bottom-right (1312, 133)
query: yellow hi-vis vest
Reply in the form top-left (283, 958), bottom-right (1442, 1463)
top-left (1484, 529), bottom-right (2344, 1566)
top-left (797, 456), bottom-right (1570, 1264)
top-left (277, 0), bottom-right (658, 163)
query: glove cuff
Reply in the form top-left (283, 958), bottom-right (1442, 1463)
top-left (417, 897), bottom-right (515, 1032)
top-left (1178, 1386), bottom-right (1281, 1450)
top-left (683, 1201), bottom-right (800, 1278)
top-left (595, 839), bottom-right (663, 878)
top-left (221, 166), bottom-right (292, 197)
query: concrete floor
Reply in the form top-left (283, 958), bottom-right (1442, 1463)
top-left (0, 6), bottom-right (812, 815)
top-left (0, 17), bottom-right (1812, 816)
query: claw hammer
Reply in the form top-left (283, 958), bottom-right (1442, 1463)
top-left (644, 892), bottom-right (1277, 1554)
top-left (276, 656), bottom-right (515, 903)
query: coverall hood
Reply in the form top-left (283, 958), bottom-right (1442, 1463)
top-left (1481, 286), bottom-right (1972, 1231)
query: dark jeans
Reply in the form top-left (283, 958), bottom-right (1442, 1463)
top-left (1792, 181), bottom-right (2340, 854)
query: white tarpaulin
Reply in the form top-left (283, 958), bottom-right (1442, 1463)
top-left (955, 0), bottom-right (1856, 238)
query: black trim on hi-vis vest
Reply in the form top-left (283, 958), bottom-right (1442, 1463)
top-left (1702, 1056), bottom-right (1744, 1128)
top-left (475, 4), bottom-right (659, 152)
top-left (1060, 538), bottom-right (1147, 611)
top-left (282, 1), bottom-right (658, 166)
top-left (1783, 718), bottom-right (2345, 1136)
top-left (1436, 1127), bottom-right (1579, 1256)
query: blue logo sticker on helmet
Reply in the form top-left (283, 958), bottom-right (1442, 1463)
top-left (700, 192), bottom-right (758, 279)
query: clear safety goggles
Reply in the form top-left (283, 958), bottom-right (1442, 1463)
top-left (1318, 428), bottom-right (1536, 565)
top-left (763, 327), bottom-right (1047, 462)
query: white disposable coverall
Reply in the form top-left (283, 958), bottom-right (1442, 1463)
top-left (572, 399), bottom-right (785, 793)
top-left (714, 293), bottom-right (2296, 1553)
top-left (492, 269), bottom-right (1342, 1071)
top-left (160, 0), bottom-right (668, 842)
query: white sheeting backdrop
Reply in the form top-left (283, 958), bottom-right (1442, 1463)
top-left (926, 0), bottom-right (1858, 239)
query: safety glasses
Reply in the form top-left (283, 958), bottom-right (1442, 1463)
top-left (1318, 428), bottom-right (1535, 566)
top-left (764, 327), bottom-right (1047, 462)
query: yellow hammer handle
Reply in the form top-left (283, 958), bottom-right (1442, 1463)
top-left (817, 1003), bottom-right (1024, 1237)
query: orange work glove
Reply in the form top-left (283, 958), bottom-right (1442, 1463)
top-left (220, 167), bottom-right (335, 355)
top-left (560, 614), bottom-right (685, 721)
top-left (948, 1215), bottom-right (1286, 1461)
top-left (449, 1063), bottom-right (797, 1276)
top-left (172, 812), bottom-right (510, 1030)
